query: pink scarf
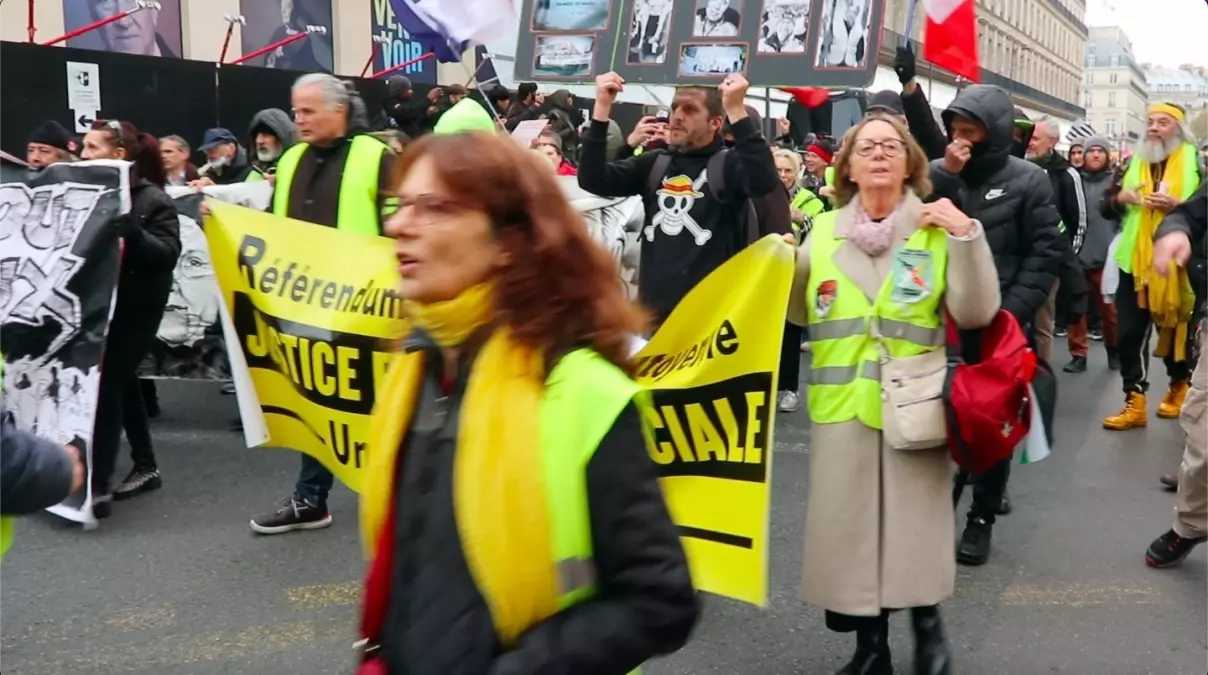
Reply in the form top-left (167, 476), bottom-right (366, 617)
top-left (846, 199), bottom-right (898, 257)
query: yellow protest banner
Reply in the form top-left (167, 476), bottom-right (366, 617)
top-left (206, 199), bottom-right (792, 606)
top-left (634, 235), bottom-right (792, 606)
top-left (205, 200), bottom-right (399, 492)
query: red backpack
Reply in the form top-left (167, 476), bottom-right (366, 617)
top-left (942, 310), bottom-right (1036, 475)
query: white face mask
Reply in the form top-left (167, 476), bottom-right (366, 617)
top-left (209, 155), bottom-right (229, 169)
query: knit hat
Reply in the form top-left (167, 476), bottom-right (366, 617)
top-left (28, 120), bottom-right (73, 153)
top-left (1083, 135), bottom-right (1112, 153)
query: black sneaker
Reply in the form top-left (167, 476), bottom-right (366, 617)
top-left (1106, 349), bottom-right (1120, 371)
top-left (250, 496), bottom-right (332, 535)
top-left (1063, 356), bottom-right (1088, 373)
top-left (997, 491), bottom-right (1012, 516)
top-left (1055, 328), bottom-right (1068, 338)
top-left (221, 383), bottom-right (237, 395)
top-left (1089, 329), bottom-right (1103, 342)
top-left (1145, 529), bottom-right (1206, 568)
top-left (957, 518), bottom-right (992, 566)
top-left (92, 492), bottom-right (113, 520)
top-left (113, 467), bottom-right (162, 501)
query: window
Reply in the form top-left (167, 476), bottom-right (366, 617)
top-left (1110, 55), bottom-right (1120, 67)
top-left (1085, 91), bottom-right (1093, 107)
top-left (1110, 73), bottom-right (1118, 84)
top-left (1106, 118), bottom-right (1117, 136)
top-left (1087, 72), bottom-right (1094, 85)
top-left (1108, 92), bottom-right (1117, 107)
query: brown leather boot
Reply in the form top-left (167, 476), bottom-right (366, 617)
top-left (1104, 392), bottom-right (1148, 430)
top-left (1157, 381), bottom-right (1190, 419)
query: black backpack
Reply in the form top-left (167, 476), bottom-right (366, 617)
top-left (644, 149), bottom-right (761, 247)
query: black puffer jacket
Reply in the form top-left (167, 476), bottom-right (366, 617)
top-left (116, 179), bottom-right (181, 313)
top-left (930, 85), bottom-right (1064, 323)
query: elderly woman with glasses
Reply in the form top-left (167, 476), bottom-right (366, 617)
top-left (786, 114), bottom-right (1000, 675)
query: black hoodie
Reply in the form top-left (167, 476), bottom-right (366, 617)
top-left (930, 85), bottom-right (1064, 323)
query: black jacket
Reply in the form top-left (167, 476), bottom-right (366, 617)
top-left (900, 86), bottom-right (947, 161)
top-left (930, 85), bottom-right (1064, 323)
top-left (205, 144), bottom-right (255, 185)
top-left (381, 338), bottom-right (699, 675)
top-left (578, 117), bottom-right (781, 324)
top-left (1, 414), bottom-right (75, 515)
top-left (1034, 151), bottom-right (1089, 254)
top-left (1155, 178), bottom-right (1208, 303)
top-left (116, 180), bottom-right (181, 314)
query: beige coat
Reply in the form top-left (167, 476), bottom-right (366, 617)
top-left (788, 192), bottom-right (1000, 617)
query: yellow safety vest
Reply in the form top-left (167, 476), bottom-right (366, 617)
top-left (272, 136), bottom-right (388, 236)
top-left (361, 347), bottom-right (646, 671)
top-left (1114, 144), bottom-right (1201, 274)
top-left (790, 187), bottom-right (826, 236)
top-left (805, 210), bottom-right (949, 429)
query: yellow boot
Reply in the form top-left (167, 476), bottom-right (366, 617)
top-left (1104, 392), bottom-right (1148, 430)
top-left (1157, 381), bottom-right (1190, 419)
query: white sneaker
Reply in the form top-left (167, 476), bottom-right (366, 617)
top-left (777, 390), bottom-right (801, 413)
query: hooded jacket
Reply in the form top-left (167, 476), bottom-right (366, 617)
top-left (1076, 138), bottom-right (1118, 269)
top-left (1032, 147), bottom-right (1089, 255)
top-left (247, 108), bottom-right (298, 176)
top-left (542, 90), bottom-right (583, 163)
top-left (204, 142), bottom-right (254, 185)
top-left (930, 85), bottom-right (1063, 323)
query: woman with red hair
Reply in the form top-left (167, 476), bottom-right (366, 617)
top-left (357, 132), bottom-right (698, 674)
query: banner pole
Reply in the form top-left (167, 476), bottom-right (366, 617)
top-left (902, 0), bottom-right (918, 48)
top-left (218, 14), bottom-right (245, 64)
top-left (362, 36), bottom-right (389, 78)
top-left (27, 0), bottom-right (36, 42)
top-left (370, 51), bottom-right (436, 79)
top-left (42, 1), bottom-right (160, 47)
top-left (229, 26), bottom-right (325, 66)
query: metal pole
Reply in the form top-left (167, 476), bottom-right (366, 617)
top-left (370, 51), bottom-right (436, 79)
top-left (362, 36), bottom-right (390, 78)
top-left (218, 14), bottom-right (245, 64)
top-left (902, 0), bottom-right (918, 48)
top-left (42, 1), bottom-right (161, 47)
top-left (230, 26), bottom-right (325, 66)
top-left (27, 0), bottom-right (35, 43)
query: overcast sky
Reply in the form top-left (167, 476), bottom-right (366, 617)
top-left (1084, 0), bottom-right (1208, 68)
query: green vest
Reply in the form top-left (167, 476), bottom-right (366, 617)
top-left (246, 168), bottom-right (266, 182)
top-left (824, 165), bottom-right (835, 186)
top-left (805, 211), bottom-right (949, 429)
top-left (790, 187), bottom-right (826, 235)
top-left (272, 136), bottom-right (388, 236)
top-left (537, 349), bottom-right (646, 674)
top-left (1114, 144), bottom-right (1201, 274)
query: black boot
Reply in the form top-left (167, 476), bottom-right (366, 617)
top-left (1106, 346), bottom-right (1120, 371)
top-left (837, 615), bottom-right (893, 675)
top-left (1063, 356), bottom-right (1087, 373)
top-left (910, 606), bottom-right (952, 675)
top-left (957, 517), bottom-right (992, 566)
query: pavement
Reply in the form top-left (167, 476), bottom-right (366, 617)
top-left (2, 341), bottom-right (1206, 675)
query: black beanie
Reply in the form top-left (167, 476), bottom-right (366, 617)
top-left (28, 120), bottom-right (73, 153)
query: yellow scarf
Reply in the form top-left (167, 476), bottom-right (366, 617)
top-left (1132, 143), bottom-right (1189, 305)
top-left (362, 286), bottom-right (558, 647)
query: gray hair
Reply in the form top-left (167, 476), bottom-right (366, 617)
top-left (160, 134), bottom-right (190, 153)
top-left (1033, 116), bottom-right (1061, 141)
top-left (293, 73), bottom-right (351, 110)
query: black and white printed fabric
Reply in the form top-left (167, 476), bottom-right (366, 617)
top-left (1, 160), bottom-right (129, 526)
top-left (139, 182), bottom-right (273, 380)
top-left (558, 176), bottom-right (644, 298)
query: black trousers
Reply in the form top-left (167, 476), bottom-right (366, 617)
top-left (779, 322), bottom-right (802, 393)
top-left (825, 606), bottom-right (940, 633)
top-left (1115, 271), bottom-right (1192, 395)
top-left (92, 302), bottom-right (165, 492)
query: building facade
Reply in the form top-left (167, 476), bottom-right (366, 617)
top-left (880, 0), bottom-right (1087, 120)
top-left (1143, 65), bottom-right (1208, 114)
top-left (1081, 26), bottom-right (1147, 151)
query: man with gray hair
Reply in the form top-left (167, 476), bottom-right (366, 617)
top-left (1102, 102), bottom-right (1204, 431)
top-left (1026, 115), bottom-right (1089, 368)
top-left (249, 72), bottom-right (396, 536)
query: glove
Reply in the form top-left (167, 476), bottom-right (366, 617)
top-left (894, 45), bottom-right (917, 85)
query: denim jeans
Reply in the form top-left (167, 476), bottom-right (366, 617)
top-left (295, 454), bottom-right (334, 505)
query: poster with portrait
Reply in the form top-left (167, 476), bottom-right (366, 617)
top-left (369, 0), bottom-right (438, 83)
top-left (239, 0), bottom-right (334, 72)
top-left (62, 0), bottom-right (183, 58)
top-left (758, 0), bottom-right (810, 53)
top-left (512, 0), bottom-right (884, 88)
top-left (814, 0), bottom-right (873, 68)
top-left (1, 161), bottom-right (128, 527)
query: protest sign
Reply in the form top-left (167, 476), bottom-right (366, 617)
top-left (511, 0), bottom-right (885, 89)
top-left (207, 199), bottom-right (790, 606)
top-left (369, 0), bottom-right (438, 82)
top-left (139, 183), bottom-right (274, 380)
top-left (1, 161), bottom-right (129, 526)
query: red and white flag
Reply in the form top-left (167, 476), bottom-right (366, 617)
top-left (922, 0), bottom-right (980, 82)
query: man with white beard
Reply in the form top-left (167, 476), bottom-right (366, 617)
top-left (246, 108), bottom-right (298, 183)
top-left (1101, 102), bottom-right (1205, 431)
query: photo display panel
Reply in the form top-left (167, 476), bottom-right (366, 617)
top-left (513, 0), bottom-right (886, 89)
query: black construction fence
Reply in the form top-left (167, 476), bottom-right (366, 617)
top-left (1, 41), bottom-right (859, 164)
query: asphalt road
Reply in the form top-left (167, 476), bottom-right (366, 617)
top-left (3, 342), bottom-right (1205, 675)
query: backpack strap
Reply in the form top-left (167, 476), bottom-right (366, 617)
top-left (645, 151), bottom-right (673, 199)
top-left (706, 149), bottom-right (730, 201)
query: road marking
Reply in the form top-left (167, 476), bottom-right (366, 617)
top-left (999, 582), bottom-right (1169, 607)
top-left (1, 603), bottom-right (178, 649)
top-left (284, 581), bottom-right (361, 609)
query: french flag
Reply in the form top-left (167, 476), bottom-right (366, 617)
top-left (922, 0), bottom-right (980, 83)
top-left (389, 0), bottom-right (516, 63)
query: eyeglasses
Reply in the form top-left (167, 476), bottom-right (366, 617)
top-left (853, 138), bottom-right (905, 157)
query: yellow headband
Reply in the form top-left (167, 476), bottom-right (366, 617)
top-left (1148, 103), bottom-right (1185, 122)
